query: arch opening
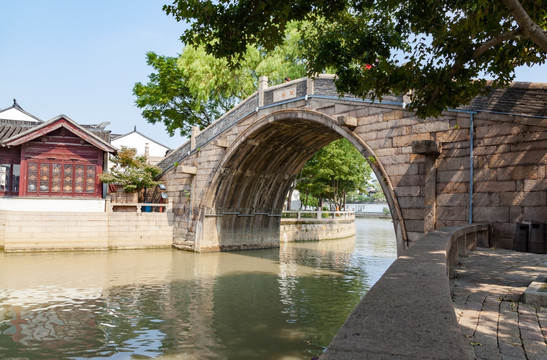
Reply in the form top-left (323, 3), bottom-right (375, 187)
top-left (196, 110), bottom-right (406, 254)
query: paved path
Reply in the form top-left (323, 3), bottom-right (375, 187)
top-left (451, 248), bottom-right (547, 360)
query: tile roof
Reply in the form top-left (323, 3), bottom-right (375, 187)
top-left (463, 82), bottom-right (547, 117)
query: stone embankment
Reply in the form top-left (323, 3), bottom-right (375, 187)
top-left (281, 211), bottom-right (356, 242)
top-left (0, 199), bottom-right (174, 252)
top-left (321, 224), bottom-right (488, 360)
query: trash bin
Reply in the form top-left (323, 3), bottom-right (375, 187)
top-left (528, 222), bottom-right (546, 254)
top-left (514, 223), bottom-right (529, 252)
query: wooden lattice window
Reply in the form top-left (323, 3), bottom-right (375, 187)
top-left (63, 164), bottom-right (73, 192)
top-left (26, 160), bottom-right (99, 197)
top-left (28, 162), bottom-right (38, 193)
top-left (51, 164), bottom-right (62, 193)
top-left (86, 165), bottom-right (95, 193)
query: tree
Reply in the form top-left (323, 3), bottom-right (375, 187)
top-left (163, 0), bottom-right (546, 118)
top-left (133, 23), bottom-right (307, 137)
top-left (296, 139), bottom-right (371, 210)
top-left (100, 147), bottom-right (161, 202)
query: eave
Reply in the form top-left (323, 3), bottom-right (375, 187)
top-left (2, 114), bottom-right (117, 153)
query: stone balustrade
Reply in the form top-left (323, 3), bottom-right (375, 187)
top-left (282, 210), bottom-right (355, 219)
top-left (320, 224), bottom-right (489, 360)
top-left (106, 198), bottom-right (173, 213)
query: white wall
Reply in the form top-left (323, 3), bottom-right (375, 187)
top-left (0, 198), bottom-right (106, 212)
top-left (112, 132), bottom-right (170, 158)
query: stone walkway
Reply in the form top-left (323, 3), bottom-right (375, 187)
top-left (451, 248), bottom-right (547, 360)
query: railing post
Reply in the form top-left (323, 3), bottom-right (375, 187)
top-left (105, 198), bottom-right (112, 213)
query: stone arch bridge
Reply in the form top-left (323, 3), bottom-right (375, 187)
top-left (157, 75), bottom-right (547, 255)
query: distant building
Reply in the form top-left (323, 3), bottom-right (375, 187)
top-left (0, 100), bottom-right (116, 198)
top-left (111, 126), bottom-right (171, 165)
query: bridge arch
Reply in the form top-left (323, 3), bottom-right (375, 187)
top-left (195, 108), bottom-right (407, 253)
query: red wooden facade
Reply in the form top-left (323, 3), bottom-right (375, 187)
top-left (1, 116), bottom-right (115, 198)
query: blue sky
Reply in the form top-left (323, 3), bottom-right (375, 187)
top-left (1, 1), bottom-right (546, 149)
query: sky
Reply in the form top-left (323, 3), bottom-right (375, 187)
top-left (1, 1), bottom-right (546, 150)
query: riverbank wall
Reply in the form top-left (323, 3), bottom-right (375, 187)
top-left (280, 211), bottom-right (356, 242)
top-left (0, 210), bottom-right (174, 252)
top-left (1, 208), bottom-right (355, 251)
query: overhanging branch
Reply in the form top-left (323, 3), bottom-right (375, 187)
top-left (501, 0), bottom-right (547, 52)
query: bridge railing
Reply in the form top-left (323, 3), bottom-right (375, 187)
top-left (157, 74), bottom-right (403, 173)
top-left (281, 210), bottom-right (355, 219)
top-left (320, 224), bottom-right (489, 360)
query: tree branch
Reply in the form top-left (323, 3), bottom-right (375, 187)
top-left (427, 30), bottom-right (519, 109)
top-left (500, 0), bottom-right (547, 52)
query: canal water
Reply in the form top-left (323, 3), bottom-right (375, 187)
top-left (0, 218), bottom-right (396, 360)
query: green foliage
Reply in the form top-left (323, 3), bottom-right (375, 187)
top-left (296, 139), bottom-right (371, 210)
top-left (164, 0), bottom-right (546, 118)
top-left (133, 23), bottom-right (307, 137)
top-left (100, 147), bottom-right (161, 200)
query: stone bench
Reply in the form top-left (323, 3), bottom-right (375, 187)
top-left (320, 224), bottom-right (489, 360)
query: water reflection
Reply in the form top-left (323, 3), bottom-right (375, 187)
top-left (0, 218), bottom-right (396, 360)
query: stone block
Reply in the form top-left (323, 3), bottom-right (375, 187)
top-left (337, 115), bottom-right (357, 129)
top-left (390, 174), bottom-right (424, 187)
top-left (393, 133), bottom-right (431, 147)
top-left (382, 110), bottom-right (404, 121)
top-left (437, 193), bottom-right (469, 207)
top-left (436, 129), bottom-right (469, 143)
top-left (523, 179), bottom-right (547, 192)
top-left (474, 180), bottom-right (516, 193)
top-left (436, 207), bottom-right (468, 221)
top-left (490, 222), bottom-right (515, 239)
top-left (397, 196), bottom-right (425, 208)
top-left (438, 169), bottom-right (470, 183)
top-left (473, 168), bottom-right (496, 182)
top-left (411, 140), bottom-right (441, 155)
top-left (475, 123), bottom-right (523, 139)
top-left (522, 206), bottom-right (547, 222)
top-left (394, 186), bottom-right (422, 197)
top-left (500, 191), bottom-right (546, 206)
top-left (412, 121), bottom-right (451, 134)
top-left (376, 125), bottom-right (412, 139)
top-left (489, 149), bottom-right (547, 168)
top-left (401, 208), bottom-right (424, 220)
top-left (385, 163), bottom-right (421, 176)
top-left (500, 165), bottom-right (546, 180)
top-left (472, 206), bottom-right (510, 223)
top-left (379, 154), bottom-right (410, 165)
top-left (511, 138), bottom-right (547, 152)
top-left (473, 193), bottom-right (500, 207)
top-left (404, 219), bottom-right (425, 232)
top-left (437, 182), bottom-right (468, 194)
top-left (437, 157), bottom-right (469, 171)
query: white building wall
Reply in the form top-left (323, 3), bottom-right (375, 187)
top-left (111, 132), bottom-right (170, 158)
top-left (0, 198), bottom-right (105, 212)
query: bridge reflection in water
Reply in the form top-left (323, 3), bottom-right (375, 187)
top-left (0, 218), bottom-right (395, 360)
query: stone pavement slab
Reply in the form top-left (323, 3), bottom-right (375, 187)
top-left (451, 248), bottom-right (547, 360)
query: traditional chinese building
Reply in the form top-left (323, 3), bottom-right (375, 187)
top-left (0, 100), bottom-right (116, 198)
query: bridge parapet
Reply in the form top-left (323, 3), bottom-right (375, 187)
top-left (158, 75), bottom-right (405, 173)
top-left (321, 224), bottom-right (489, 360)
